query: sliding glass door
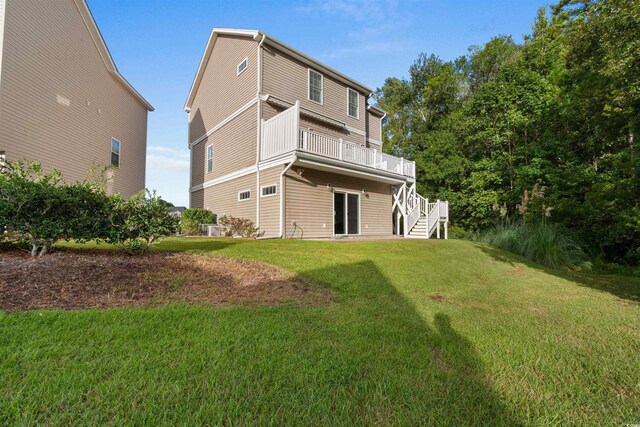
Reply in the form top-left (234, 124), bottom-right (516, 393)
top-left (334, 192), bottom-right (359, 235)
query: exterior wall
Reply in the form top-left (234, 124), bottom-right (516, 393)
top-left (284, 168), bottom-right (392, 239)
top-left (262, 47), bottom-right (366, 134)
top-left (258, 165), bottom-right (283, 238)
top-left (191, 172), bottom-right (257, 222)
top-left (366, 111), bottom-right (383, 143)
top-left (188, 35), bottom-right (258, 144)
top-left (0, 0), bottom-right (148, 198)
top-left (191, 105), bottom-right (257, 189)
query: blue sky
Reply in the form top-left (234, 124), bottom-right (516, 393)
top-left (88, 0), bottom-right (547, 206)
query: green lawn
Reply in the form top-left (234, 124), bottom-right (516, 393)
top-left (1, 238), bottom-right (639, 425)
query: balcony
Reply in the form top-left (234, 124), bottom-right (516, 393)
top-left (260, 102), bottom-right (415, 179)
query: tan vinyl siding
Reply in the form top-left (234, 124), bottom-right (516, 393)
top-left (366, 111), bottom-right (382, 142)
top-left (0, 0), bottom-right (147, 198)
top-left (263, 47), bottom-right (366, 133)
top-left (191, 104), bottom-right (256, 188)
top-left (285, 168), bottom-right (392, 238)
top-left (199, 173), bottom-right (257, 222)
top-left (188, 35), bottom-right (258, 144)
top-left (258, 165), bottom-right (283, 238)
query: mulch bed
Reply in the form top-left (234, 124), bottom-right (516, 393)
top-left (0, 248), bottom-right (331, 312)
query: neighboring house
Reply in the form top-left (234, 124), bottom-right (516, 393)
top-left (0, 0), bottom-right (153, 198)
top-left (185, 28), bottom-right (447, 239)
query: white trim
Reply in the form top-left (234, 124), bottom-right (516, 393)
top-left (190, 96), bottom-right (258, 147)
top-left (332, 191), bottom-right (361, 237)
top-left (295, 152), bottom-right (408, 183)
top-left (345, 125), bottom-right (366, 136)
top-left (367, 137), bottom-right (382, 146)
top-left (308, 68), bottom-right (323, 105)
top-left (260, 184), bottom-right (277, 198)
top-left (190, 165), bottom-right (256, 192)
top-left (258, 153), bottom-right (296, 170)
top-left (238, 189), bottom-right (251, 201)
top-left (237, 57), bottom-right (248, 75)
top-left (347, 88), bottom-right (359, 120)
top-left (206, 144), bottom-right (214, 173)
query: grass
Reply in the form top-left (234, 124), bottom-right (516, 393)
top-left (1, 238), bottom-right (639, 425)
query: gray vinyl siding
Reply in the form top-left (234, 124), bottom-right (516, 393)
top-left (195, 173), bottom-right (257, 222)
top-left (258, 165), bottom-right (283, 238)
top-left (0, 0), bottom-right (148, 198)
top-left (262, 47), bottom-right (366, 134)
top-left (285, 168), bottom-right (392, 238)
top-left (191, 104), bottom-right (257, 189)
top-left (188, 35), bottom-right (258, 144)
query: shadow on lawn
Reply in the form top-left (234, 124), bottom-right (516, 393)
top-left (278, 260), bottom-right (519, 425)
top-left (0, 256), bottom-right (519, 425)
top-left (475, 243), bottom-right (640, 303)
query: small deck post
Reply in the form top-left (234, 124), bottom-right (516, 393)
top-left (339, 138), bottom-right (343, 160)
top-left (436, 199), bottom-right (441, 239)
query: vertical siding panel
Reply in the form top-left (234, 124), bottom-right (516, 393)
top-left (0, 0), bottom-right (148, 198)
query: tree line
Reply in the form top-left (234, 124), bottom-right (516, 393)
top-left (377, 0), bottom-right (639, 264)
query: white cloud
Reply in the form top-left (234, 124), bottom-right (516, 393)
top-left (299, 0), bottom-right (400, 23)
top-left (146, 145), bottom-right (190, 171)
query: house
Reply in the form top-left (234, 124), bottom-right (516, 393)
top-left (0, 0), bottom-right (153, 198)
top-left (185, 28), bottom-right (447, 239)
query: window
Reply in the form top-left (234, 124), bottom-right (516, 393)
top-left (238, 190), bottom-right (251, 201)
top-left (308, 69), bottom-right (323, 104)
top-left (206, 145), bottom-right (213, 173)
top-left (261, 184), bottom-right (277, 197)
top-left (237, 58), bottom-right (248, 75)
top-left (348, 88), bottom-right (359, 118)
top-left (110, 138), bottom-right (121, 167)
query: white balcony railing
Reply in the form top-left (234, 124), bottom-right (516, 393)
top-left (261, 102), bottom-right (415, 179)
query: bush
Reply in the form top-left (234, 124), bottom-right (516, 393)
top-left (0, 161), bottom-right (110, 256)
top-left (218, 215), bottom-right (261, 238)
top-left (473, 220), bottom-right (591, 270)
top-left (105, 190), bottom-right (179, 254)
top-left (180, 208), bottom-right (214, 236)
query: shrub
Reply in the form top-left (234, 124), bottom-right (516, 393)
top-left (0, 161), bottom-right (109, 256)
top-left (105, 190), bottom-right (179, 254)
top-left (218, 215), bottom-right (261, 238)
top-left (180, 208), bottom-right (214, 236)
top-left (474, 220), bottom-right (591, 270)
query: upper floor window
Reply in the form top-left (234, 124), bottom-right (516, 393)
top-left (206, 145), bottom-right (213, 173)
top-left (348, 88), bottom-right (359, 118)
top-left (237, 58), bottom-right (248, 75)
top-left (111, 138), bottom-right (121, 167)
top-left (308, 69), bottom-right (323, 104)
top-left (238, 190), bottom-right (251, 201)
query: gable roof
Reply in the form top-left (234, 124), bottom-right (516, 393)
top-left (184, 28), bottom-right (375, 112)
top-left (73, 0), bottom-right (153, 111)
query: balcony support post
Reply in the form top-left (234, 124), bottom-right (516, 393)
top-left (339, 138), bottom-right (343, 160)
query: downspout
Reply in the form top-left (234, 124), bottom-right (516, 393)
top-left (278, 159), bottom-right (296, 238)
top-left (255, 32), bottom-right (266, 229)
